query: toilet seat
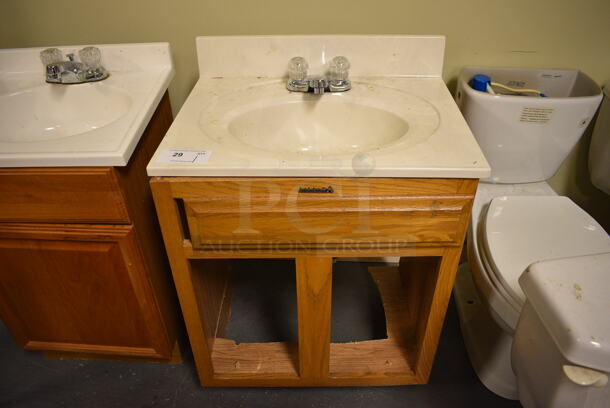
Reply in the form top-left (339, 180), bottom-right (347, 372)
top-left (467, 182), bottom-right (558, 331)
top-left (480, 196), bottom-right (610, 308)
top-left (477, 226), bottom-right (522, 313)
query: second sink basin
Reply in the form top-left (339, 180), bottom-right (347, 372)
top-left (199, 81), bottom-right (440, 157)
top-left (0, 43), bottom-right (174, 167)
top-left (0, 84), bottom-right (131, 143)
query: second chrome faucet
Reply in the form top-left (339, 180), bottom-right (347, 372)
top-left (286, 56), bottom-right (351, 95)
top-left (40, 46), bottom-right (109, 84)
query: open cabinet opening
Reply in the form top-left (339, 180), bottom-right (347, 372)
top-left (226, 259), bottom-right (298, 343)
top-left (188, 256), bottom-right (443, 383)
top-left (190, 259), bottom-right (299, 379)
top-left (329, 257), bottom-right (441, 379)
top-left (331, 261), bottom-right (388, 343)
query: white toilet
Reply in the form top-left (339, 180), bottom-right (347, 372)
top-left (453, 68), bottom-right (610, 406)
top-left (513, 253), bottom-right (610, 408)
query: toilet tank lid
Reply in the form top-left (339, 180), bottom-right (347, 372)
top-left (519, 253), bottom-right (610, 372)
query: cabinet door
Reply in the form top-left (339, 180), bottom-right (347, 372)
top-left (0, 224), bottom-right (172, 359)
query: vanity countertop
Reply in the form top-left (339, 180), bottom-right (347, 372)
top-left (147, 35), bottom-right (490, 178)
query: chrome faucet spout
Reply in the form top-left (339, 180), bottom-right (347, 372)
top-left (308, 77), bottom-right (328, 95)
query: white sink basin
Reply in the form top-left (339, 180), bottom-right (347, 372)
top-left (0, 84), bottom-right (131, 143)
top-left (199, 81), bottom-right (439, 157)
top-left (0, 43), bottom-right (174, 167)
top-left (227, 99), bottom-right (407, 155)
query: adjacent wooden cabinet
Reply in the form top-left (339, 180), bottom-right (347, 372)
top-left (0, 93), bottom-right (181, 362)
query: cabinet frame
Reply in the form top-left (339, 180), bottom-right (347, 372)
top-left (151, 177), bottom-right (476, 386)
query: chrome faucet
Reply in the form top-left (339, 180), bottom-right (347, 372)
top-left (308, 77), bottom-right (329, 95)
top-left (40, 47), bottom-right (109, 84)
top-left (286, 56), bottom-right (351, 94)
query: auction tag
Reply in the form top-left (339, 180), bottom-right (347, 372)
top-left (156, 150), bottom-right (211, 164)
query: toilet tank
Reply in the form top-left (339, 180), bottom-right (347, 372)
top-left (456, 68), bottom-right (602, 183)
top-left (589, 82), bottom-right (610, 195)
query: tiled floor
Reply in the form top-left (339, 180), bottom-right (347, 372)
top-left (0, 261), bottom-right (522, 408)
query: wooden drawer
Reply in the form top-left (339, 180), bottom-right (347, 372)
top-left (0, 168), bottom-right (130, 224)
top-left (175, 178), bottom-right (476, 250)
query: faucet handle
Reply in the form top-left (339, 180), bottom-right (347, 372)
top-left (329, 56), bottom-right (350, 81)
top-left (79, 47), bottom-right (102, 68)
top-left (40, 48), bottom-right (63, 65)
top-left (288, 57), bottom-right (309, 81)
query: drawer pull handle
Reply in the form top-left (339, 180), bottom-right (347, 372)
top-left (298, 186), bottom-right (334, 193)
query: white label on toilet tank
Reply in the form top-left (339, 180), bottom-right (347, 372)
top-left (540, 72), bottom-right (563, 79)
top-left (156, 149), bottom-right (212, 164)
top-left (520, 107), bottom-right (554, 124)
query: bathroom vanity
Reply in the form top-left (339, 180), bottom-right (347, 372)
top-left (150, 176), bottom-right (476, 386)
top-left (0, 43), bottom-right (180, 362)
top-left (147, 36), bottom-right (490, 386)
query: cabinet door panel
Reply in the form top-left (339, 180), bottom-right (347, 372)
top-left (0, 224), bottom-right (171, 358)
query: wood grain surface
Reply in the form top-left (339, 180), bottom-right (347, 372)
top-left (150, 176), bottom-right (477, 386)
top-left (0, 167), bottom-right (129, 224)
top-left (296, 257), bottom-right (332, 380)
top-left (0, 224), bottom-right (169, 359)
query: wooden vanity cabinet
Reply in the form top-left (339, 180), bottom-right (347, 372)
top-left (151, 176), bottom-right (477, 386)
top-left (0, 93), bottom-right (181, 362)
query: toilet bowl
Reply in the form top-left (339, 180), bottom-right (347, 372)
top-left (453, 69), bottom-right (609, 404)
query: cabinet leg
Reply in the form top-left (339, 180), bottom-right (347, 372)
top-left (151, 181), bottom-right (215, 385)
top-left (296, 257), bottom-right (332, 381)
top-left (399, 247), bottom-right (461, 382)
